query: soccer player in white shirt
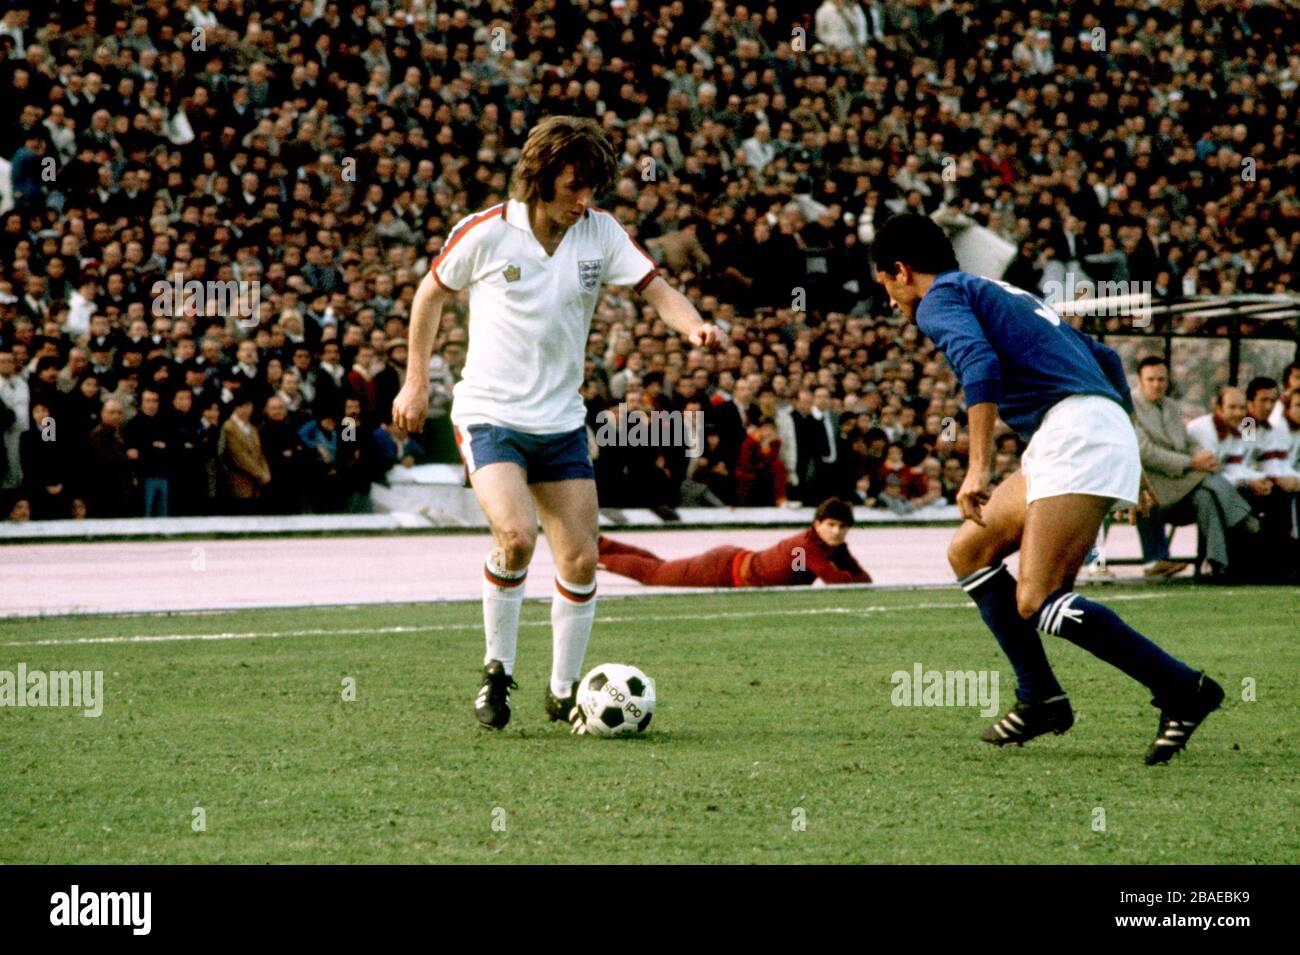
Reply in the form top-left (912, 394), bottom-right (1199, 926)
top-left (392, 116), bottom-right (723, 731)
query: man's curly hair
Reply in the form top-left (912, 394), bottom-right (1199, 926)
top-left (509, 115), bottom-right (619, 204)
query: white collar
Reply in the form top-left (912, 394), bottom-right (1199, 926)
top-left (503, 197), bottom-right (591, 233)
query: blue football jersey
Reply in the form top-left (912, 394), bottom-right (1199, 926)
top-left (916, 271), bottom-right (1133, 439)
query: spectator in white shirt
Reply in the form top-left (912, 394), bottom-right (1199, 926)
top-left (1187, 387), bottom-right (1268, 491)
top-left (815, 0), bottom-right (868, 52)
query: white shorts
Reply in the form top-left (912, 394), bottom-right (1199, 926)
top-left (1021, 394), bottom-right (1141, 507)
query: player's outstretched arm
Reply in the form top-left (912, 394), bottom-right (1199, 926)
top-left (812, 548), bottom-right (872, 584)
top-left (640, 275), bottom-right (726, 349)
top-left (392, 271), bottom-right (451, 432)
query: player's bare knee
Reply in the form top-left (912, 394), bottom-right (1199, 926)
top-left (561, 553), bottom-right (595, 582)
top-left (948, 534), bottom-right (996, 578)
top-left (1016, 583), bottom-right (1048, 622)
top-left (947, 537), bottom-right (976, 576)
top-left (496, 527), bottom-right (536, 568)
top-left (561, 550), bottom-right (598, 584)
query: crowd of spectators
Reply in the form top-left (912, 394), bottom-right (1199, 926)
top-left (0, 0), bottom-right (1297, 531)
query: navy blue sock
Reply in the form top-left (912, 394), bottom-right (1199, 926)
top-left (959, 564), bottom-right (1064, 703)
top-left (1036, 588), bottom-right (1201, 706)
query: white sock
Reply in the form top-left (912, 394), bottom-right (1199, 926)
top-left (551, 576), bottom-right (597, 697)
top-left (483, 557), bottom-right (527, 674)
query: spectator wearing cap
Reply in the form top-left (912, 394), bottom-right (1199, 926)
top-left (86, 337), bottom-right (116, 390)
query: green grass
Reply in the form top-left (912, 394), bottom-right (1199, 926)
top-left (0, 586), bottom-right (1295, 863)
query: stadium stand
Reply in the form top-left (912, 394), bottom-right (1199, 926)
top-left (0, 0), bottom-right (1296, 582)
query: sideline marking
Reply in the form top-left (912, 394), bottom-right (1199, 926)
top-left (2, 591), bottom-right (1189, 648)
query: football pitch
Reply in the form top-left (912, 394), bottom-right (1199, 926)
top-left (1, 585), bottom-right (1294, 864)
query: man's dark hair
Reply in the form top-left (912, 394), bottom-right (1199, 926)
top-left (1246, 376), bottom-right (1279, 402)
top-left (813, 497), bottom-right (855, 527)
top-left (872, 213), bottom-right (959, 275)
top-left (1137, 355), bottom-right (1168, 373)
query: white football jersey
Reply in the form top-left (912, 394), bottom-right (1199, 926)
top-left (1250, 417), bottom-right (1300, 479)
top-left (434, 198), bottom-right (657, 434)
top-left (1186, 413), bottom-right (1266, 486)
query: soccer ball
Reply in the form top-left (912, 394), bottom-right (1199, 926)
top-left (575, 663), bottom-right (656, 737)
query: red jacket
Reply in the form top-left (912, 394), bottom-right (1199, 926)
top-left (735, 435), bottom-right (788, 505)
top-left (742, 528), bottom-right (871, 586)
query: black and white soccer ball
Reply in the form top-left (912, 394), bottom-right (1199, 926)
top-left (575, 663), bottom-right (656, 737)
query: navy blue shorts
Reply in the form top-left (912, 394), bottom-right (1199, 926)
top-left (455, 423), bottom-right (595, 484)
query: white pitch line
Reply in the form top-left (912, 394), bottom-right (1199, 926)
top-left (0, 591), bottom-right (1190, 648)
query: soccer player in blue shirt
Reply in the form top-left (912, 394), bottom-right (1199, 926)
top-left (872, 214), bottom-right (1223, 764)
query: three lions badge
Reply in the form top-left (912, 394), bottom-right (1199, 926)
top-left (578, 259), bottom-right (602, 292)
